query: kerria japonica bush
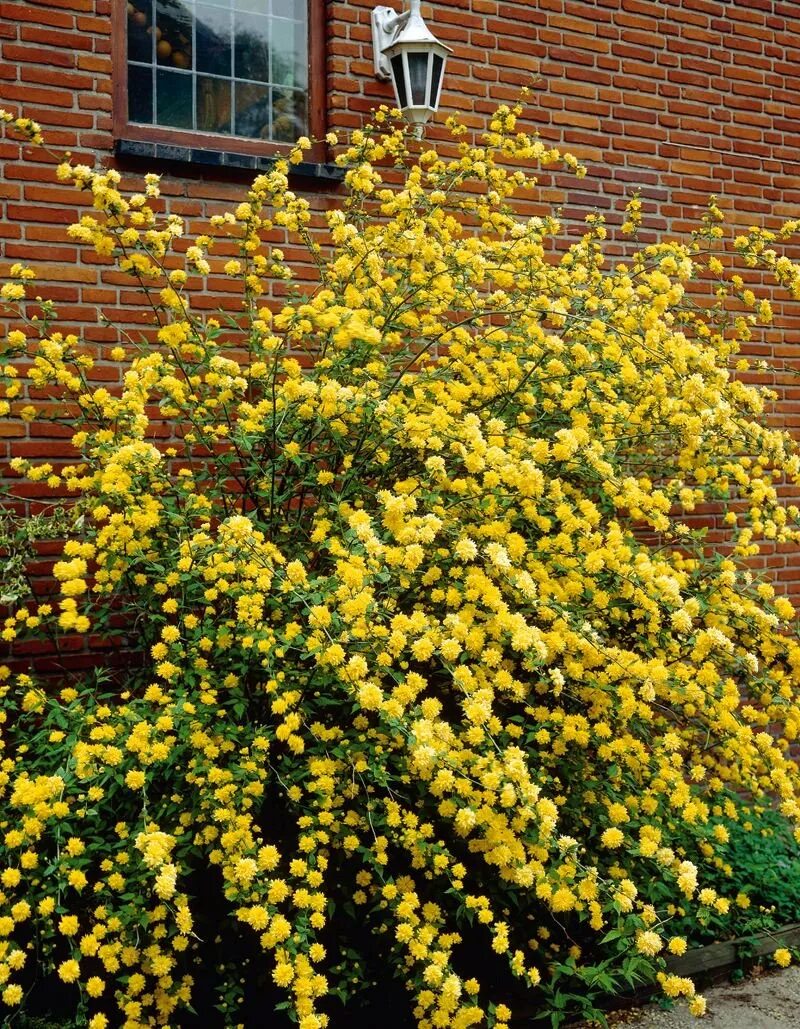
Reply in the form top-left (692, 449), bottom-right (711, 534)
top-left (2, 102), bottom-right (800, 1029)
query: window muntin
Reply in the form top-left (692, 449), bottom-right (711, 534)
top-left (126, 0), bottom-right (308, 143)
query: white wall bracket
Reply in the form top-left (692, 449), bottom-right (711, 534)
top-left (371, 6), bottom-right (410, 80)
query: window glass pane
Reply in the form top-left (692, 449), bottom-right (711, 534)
top-left (271, 17), bottom-right (306, 88)
top-left (128, 63), bottom-right (154, 124)
top-left (155, 0), bottom-right (193, 70)
top-left (197, 75), bottom-right (231, 133)
top-left (196, 4), bottom-right (232, 77)
top-left (235, 81), bottom-right (270, 138)
top-left (127, 2), bottom-right (153, 63)
top-left (271, 0), bottom-right (297, 18)
top-left (234, 12), bottom-right (270, 83)
top-left (156, 68), bottom-right (193, 129)
top-left (127, 0), bottom-right (310, 142)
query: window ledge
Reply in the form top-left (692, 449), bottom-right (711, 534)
top-left (115, 138), bottom-right (346, 183)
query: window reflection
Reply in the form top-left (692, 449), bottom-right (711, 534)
top-left (196, 5), bottom-right (232, 77)
top-left (235, 12), bottom-right (270, 83)
top-left (155, 0), bottom-right (192, 70)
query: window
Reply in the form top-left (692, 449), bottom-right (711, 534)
top-left (115, 0), bottom-right (326, 159)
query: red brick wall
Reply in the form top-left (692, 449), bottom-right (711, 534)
top-left (2, 0), bottom-right (800, 592)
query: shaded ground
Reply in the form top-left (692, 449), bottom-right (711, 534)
top-left (610, 966), bottom-right (800, 1027)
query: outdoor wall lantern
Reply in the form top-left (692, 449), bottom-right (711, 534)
top-left (371, 0), bottom-right (451, 136)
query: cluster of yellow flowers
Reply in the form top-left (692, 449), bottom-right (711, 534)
top-left (1, 103), bottom-right (800, 1027)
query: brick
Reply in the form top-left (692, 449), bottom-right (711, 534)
top-left (0, 3), bottom-right (74, 28)
top-left (20, 66), bottom-right (94, 90)
top-left (18, 26), bottom-right (93, 50)
top-left (1, 42), bottom-right (74, 68)
top-left (0, 82), bottom-right (76, 108)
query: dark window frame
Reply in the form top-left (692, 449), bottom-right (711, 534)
top-left (113, 0), bottom-right (328, 163)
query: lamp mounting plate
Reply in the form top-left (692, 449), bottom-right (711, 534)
top-left (371, 6), bottom-right (408, 80)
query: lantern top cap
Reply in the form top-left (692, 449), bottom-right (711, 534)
top-left (383, 1), bottom-right (452, 54)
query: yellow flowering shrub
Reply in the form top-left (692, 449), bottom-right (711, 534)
top-left (2, 104), bottom-right (800, 1027)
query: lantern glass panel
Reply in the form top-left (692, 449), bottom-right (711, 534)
top-left (408, 50), bottom-right (430, 106)
top-left (431, 53), bottom-right (444, 105)
top-left (391, 54), bottom-right (408, 109)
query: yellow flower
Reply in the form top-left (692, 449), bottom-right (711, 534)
top-left (125, 770), bottom-right (146, 790)
top-left (67, 870), bottom-right (88, 891)
top-left (57, 959), bottom-right (80, 983)
top-left (273, 963), bottom-right (294, 986)
top-left (601, 828), bottom-right (625, 849)
top-left (636, 931), bottom-right (662, 957)
top-left (86, 976), bottom-right (105, 997)
top-left (0, 282), bottom-right (25, 302)
top-left (551, 888), bottom-right (575, 913)
top-left (1, 984), bottom-right (22, 1006)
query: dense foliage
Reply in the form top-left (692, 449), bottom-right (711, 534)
top-left (660, 795), bottom-right (800, 950)
top-left (2, 103), bottom-right (800, 1028)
